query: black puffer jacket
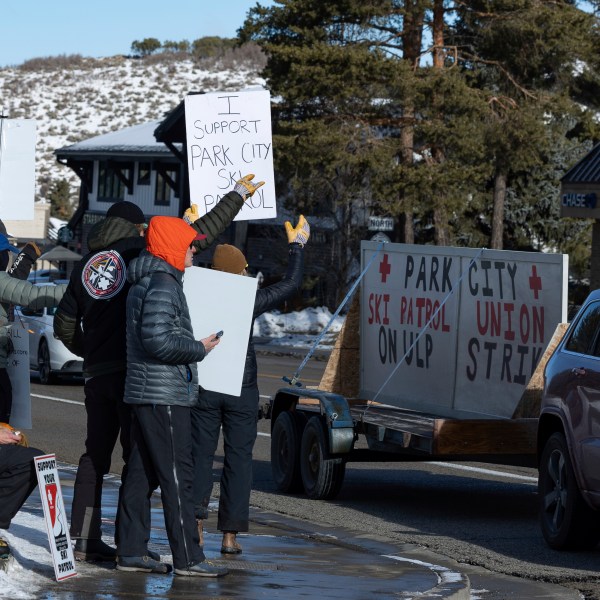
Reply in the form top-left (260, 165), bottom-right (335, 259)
top-left (125, 250), bottom-right (206, 407)
top-left (242, 243), bottom-right (304, 388)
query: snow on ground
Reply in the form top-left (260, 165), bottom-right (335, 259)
top-left (253, 306), bottom-right (345, 349)
top-left (1, 510), bottom-right (55, 599)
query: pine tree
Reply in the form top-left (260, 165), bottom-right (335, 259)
top-left (450, 1), bottom-right (600, 249)
top-left (48, 179), bottom-right (73, 219)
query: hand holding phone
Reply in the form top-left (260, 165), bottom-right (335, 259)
top-left (213, 330), bottom-right (224, 341)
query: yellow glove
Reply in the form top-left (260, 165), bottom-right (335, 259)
top-left (183, 204), bottom-right (200, 226)
top-left (284, 215), bottom-right (310, 246)
top-left (233, 174), bottom-right (265, 200)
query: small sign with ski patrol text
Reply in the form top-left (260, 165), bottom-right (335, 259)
top-left (34, 454), bottom-right (77, 581)
top-left (360, 241), bottom-right (568, 419)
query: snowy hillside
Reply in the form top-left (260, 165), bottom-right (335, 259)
top-left (0, 54), bottom-right (265, 200)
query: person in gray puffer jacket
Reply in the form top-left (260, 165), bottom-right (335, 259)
top-left (116, 216), bottom-right (227, 578)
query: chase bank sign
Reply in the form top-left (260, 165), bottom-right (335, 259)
top-left (561, 192), bottom-right (597, 209)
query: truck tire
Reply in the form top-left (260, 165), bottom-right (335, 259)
top-left (300, 416), bottom-right (346, 500)
top-left (271, 410), bottom-right (306, 493)
top-left (538, 432), bottom-right (600, 550)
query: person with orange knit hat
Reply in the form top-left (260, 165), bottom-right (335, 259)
top-left (115, 216), bottom-right (227, 577)
top-left (192, 215), bottom-right (309, 555)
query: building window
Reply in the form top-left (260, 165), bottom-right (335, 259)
top-left (155, 168), bottom-right (178, 206)
top-left (138, 162), bottom-right (151, 186)
top-left (97, 161), bottom-right (127, 202)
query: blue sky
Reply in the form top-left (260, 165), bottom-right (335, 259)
top-left (1, 0), bottom-right (274, 67)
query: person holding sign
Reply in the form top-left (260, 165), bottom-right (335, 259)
top-left (116, 216), bottom-right (227, 577)
top-left (54, 175), bottom-right (262, 563)
top-left (192, 215), bottom-right (309, 555)
top-left (0, 423), bottom-right (44, 561)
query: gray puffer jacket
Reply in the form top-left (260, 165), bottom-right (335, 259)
top-left (124, 250), bottom-right (206, 407)
top-left (0, 273), bottom-right (67, 369)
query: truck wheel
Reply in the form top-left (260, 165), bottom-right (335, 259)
top-left (300, 416), bottom-right (346, 500)
top-left (271, 410), bottom-right (306, 493)
top-left (538, 432), bottom-right (600, 550)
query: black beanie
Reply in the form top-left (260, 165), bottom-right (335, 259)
top-left (107, 201), bottom-right (145, 224)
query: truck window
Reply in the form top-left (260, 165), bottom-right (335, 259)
top-left (565, 301), bottom-right (600, 356)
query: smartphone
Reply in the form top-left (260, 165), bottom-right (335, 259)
top-left (213, 330), bottom-right (224, 341)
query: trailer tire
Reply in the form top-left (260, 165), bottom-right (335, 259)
top-left (538, 432), bottom-right (600, 550)
top-left (271, 410), bottom-right (306, 493)
top-left (300, 416), bottom-right (345, 500)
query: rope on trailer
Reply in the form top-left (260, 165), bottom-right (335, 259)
top-left (282, 240), bottom-right (387, 388)
top-left (363, 247), bottom-right (487, 418)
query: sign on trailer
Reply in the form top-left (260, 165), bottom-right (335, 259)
top-left (360, 241), bottom-right (568, 419)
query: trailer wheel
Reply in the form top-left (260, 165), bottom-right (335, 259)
top-left (300, 416), bottom-right (346, 500)
top-left (538, 432), bottom-right (600, 550)
top-left (271, 410), bottom-right (306, 493)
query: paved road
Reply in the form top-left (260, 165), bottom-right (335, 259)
top-left (24, 350), bottom-right (600, 599)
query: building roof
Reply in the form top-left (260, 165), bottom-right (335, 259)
top-left (561, 143), bottom-right (600, 184)
top-left (55, 120), bottom-right (181, 160)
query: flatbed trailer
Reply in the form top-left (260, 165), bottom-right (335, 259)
top-left (266, 242), bottom-right (568, 499)
top-left (267, 387), bottom-right (539, 499)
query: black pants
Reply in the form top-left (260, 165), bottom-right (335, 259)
top-left (0, 368), bottom-right (12, 424)
top-left (0, 444), bottom-right (45, 530)
top-left (192, 386), bottom-right (259, 532)
top-left (70, 373), bottom-right (131, 539)
top-left (117, 404), bottom-right (203, 570)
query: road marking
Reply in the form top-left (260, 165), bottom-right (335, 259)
top-left (429, 461), bottom-right (537, 483)
top-left (31, 393), bottom-right (84, 406)
top-left (32, 393), bottom-right (537, 483)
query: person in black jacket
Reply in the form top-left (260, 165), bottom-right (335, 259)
top-left (53, 175), bottom-right (264, 562)
top-left (192, 215), bottom-right (309, 554)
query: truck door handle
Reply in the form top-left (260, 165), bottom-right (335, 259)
top-left (572, 367), bottom-right (586, 376)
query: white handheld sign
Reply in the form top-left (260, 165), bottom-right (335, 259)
top-left (184, 90), bottom-right (276, 221)
top-left (34, 454), bottom-right (77, 581)
top-left (183, 266), bottom-right (257, 396)
top-left (0, 119), bottom-right (36, 220)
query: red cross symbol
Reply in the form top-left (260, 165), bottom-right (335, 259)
top-left (379, 254), bottom-right (391, 283)
top-left (529, 265), bottom-right (542, 299)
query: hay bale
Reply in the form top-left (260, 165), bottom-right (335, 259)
top-left (319, 294), bottom-right (361, 398)
top-left (511, 323), bottom-right (568, 419)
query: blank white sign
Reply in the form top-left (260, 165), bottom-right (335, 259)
top-left (183, 266), bottom-right (257, 396)
top-left (0, 119), bottom-right (36, 220)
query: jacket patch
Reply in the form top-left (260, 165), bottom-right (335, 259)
top-left (81, 250), bottom-right (127, 299)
